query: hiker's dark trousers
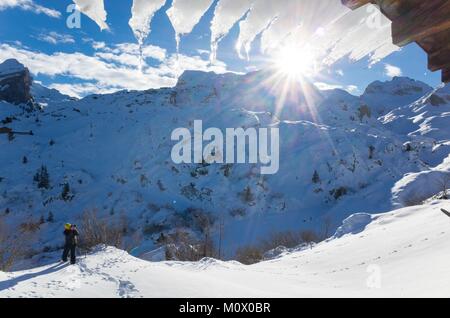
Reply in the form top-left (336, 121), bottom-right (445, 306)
top-left (62, 244), bottom-right (76, 264)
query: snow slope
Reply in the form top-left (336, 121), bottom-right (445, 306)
top-left (361, 77), bottom-right (433, 116)
top-left (1, 66), bottom-right (449, 262)
top-left (30, 82), bottom-right (73, 105)
top-left (1, 201), bottom-right (449, 298)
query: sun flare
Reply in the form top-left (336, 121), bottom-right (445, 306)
top-left (273, 45), bottom-right (316, 78)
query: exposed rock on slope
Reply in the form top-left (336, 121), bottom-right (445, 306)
top-left (0, 59), bottom-right (33, 105)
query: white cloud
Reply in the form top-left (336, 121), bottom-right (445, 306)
top-left (0, 0), bottom-right (60, 18)
top-left (92, 41), bottom-right (106, 50)
top-left (94, 43), bottom-right (167, 67)
top-left (196, 49), bottom-right (210, 56)
top-left (35, 32), bottom-right (75, 45)
top-left (314, 82), bottom-right (360, 95)
top-left (157, 53), bottom-right (228, 78)
top-left (82, 39), bottom-right (107, 50)
top-left (73, 0), bottom-right (108, 31)
top-left (166, 0), bottom-right (214, 50)
top-left (346, 85), bottom-right (359, 94)
top-left (384, 63), bottom-right (402, 77)
top-left (48, 83), bottom-right (119, 98)
top-left (0, 42), bottom-right (228, 98)
top-left (336, 69), bottom-right (344, 76)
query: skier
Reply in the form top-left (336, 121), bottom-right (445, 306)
top-left (62, 223), bottom-right (79, 264)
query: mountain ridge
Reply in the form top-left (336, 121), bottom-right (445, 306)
top-left (0, 59), bottom-right (449, 266)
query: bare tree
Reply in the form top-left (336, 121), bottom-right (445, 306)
top-left (435, 173), bottom-right (450, 199)
top-left (78, 209), bottom-right (126, 251)
top-left (217, 212), bottom-right (225, 260)
top-left (321, 215), bottom-right (333, 240)
top-left (0, 218), bottom-right (34, 271)
top-left (161, 229), bottom-right (216, 261)
top-left (260, 231), bottom-right (303, 251)
top-left (191, 210), bottom-right (216, 258)
top-left (235, 246), bottom-right (263, 265)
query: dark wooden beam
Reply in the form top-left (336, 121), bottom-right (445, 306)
top-left (0, 127), bottom-right (12, 134)
top-left (428, 44), bottom-right (450, 72)
top-left (417, 29), bottom-right (450, 55)
top-left (392, 0), bottom-right (450, 47)
top-left (443, 68), bottom-right (450, 83)
top-left (341, 0), bottom-right (372, 10)
top-left (342, 0), bottom-right (450, 83)
top-left (377, 0), bottom-right (423, 20)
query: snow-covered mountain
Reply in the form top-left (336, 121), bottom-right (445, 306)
top-left (0, 59), bottom-right (449, 265)
top-left (30, 82), bottom-right (73, 105)
top-left (1, 201), bottom-right (449, 297)
top-left (361, 77), bottom-right (433, 116)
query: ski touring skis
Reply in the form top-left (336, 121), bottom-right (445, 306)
top-left (441, 209), bottom-right (450, 218)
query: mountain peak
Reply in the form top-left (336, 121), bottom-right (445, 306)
top-left (362, 76), bottom-right (434, 115)
top-left (364, 76), bottom-right (432, 96)
top-left (176, 70), bottom-right (240, 89)
top-left (0, 59), bottom-right (33, 105)
top-left (0, 59), bottom-right (26, 77)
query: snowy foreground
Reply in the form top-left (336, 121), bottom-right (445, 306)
top-left (1, 201), bottom-right (450, 298)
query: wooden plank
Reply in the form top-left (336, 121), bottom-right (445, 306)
top-left (343, 0), bottom-right (450, 83)
top-left (428, 43), bottom-right (450, 72)
top-left (443, 68), bottom-right (450, 83)
top-left (377, 0), bottom-right (422, 20)
top-left (417, 29), bottom-right (450, 54)
top-left (341, 0), bottom-right (372, 10)
top-left (392, 0), bottom-right (450, 46)
top-left (0, 127), bottom-right (12, 134)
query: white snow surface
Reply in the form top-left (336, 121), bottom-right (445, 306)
top-left (1, 201), bottom-right (449, 298)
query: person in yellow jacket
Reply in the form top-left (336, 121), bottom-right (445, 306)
top-left (62, 223), bottom-right (79, 264)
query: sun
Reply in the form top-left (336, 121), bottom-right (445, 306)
top-left (273, 44), bottom-right (316, 78)
top-left (263, 43), bottom-right (322, 122)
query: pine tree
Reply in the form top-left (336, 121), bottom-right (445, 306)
top-left (369, 145), bottom-right (375, 159)
top-left (39, 215), bottom-right (45, 224)
top-left (240, 186), bottom-right (255, 204)
top-left (34, 165), bottom-right (50, 189)
top-left (46, 211), bottom-right (54, 223)
top-left (61, 183), bottom-right (72, 201)
top-left (312, 170), bottom-right (321, 184)
top-left (22, 156), bottom-right (28, 164)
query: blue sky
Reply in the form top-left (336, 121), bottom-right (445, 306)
top-left (0, 0), bottom-right (442, 97)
